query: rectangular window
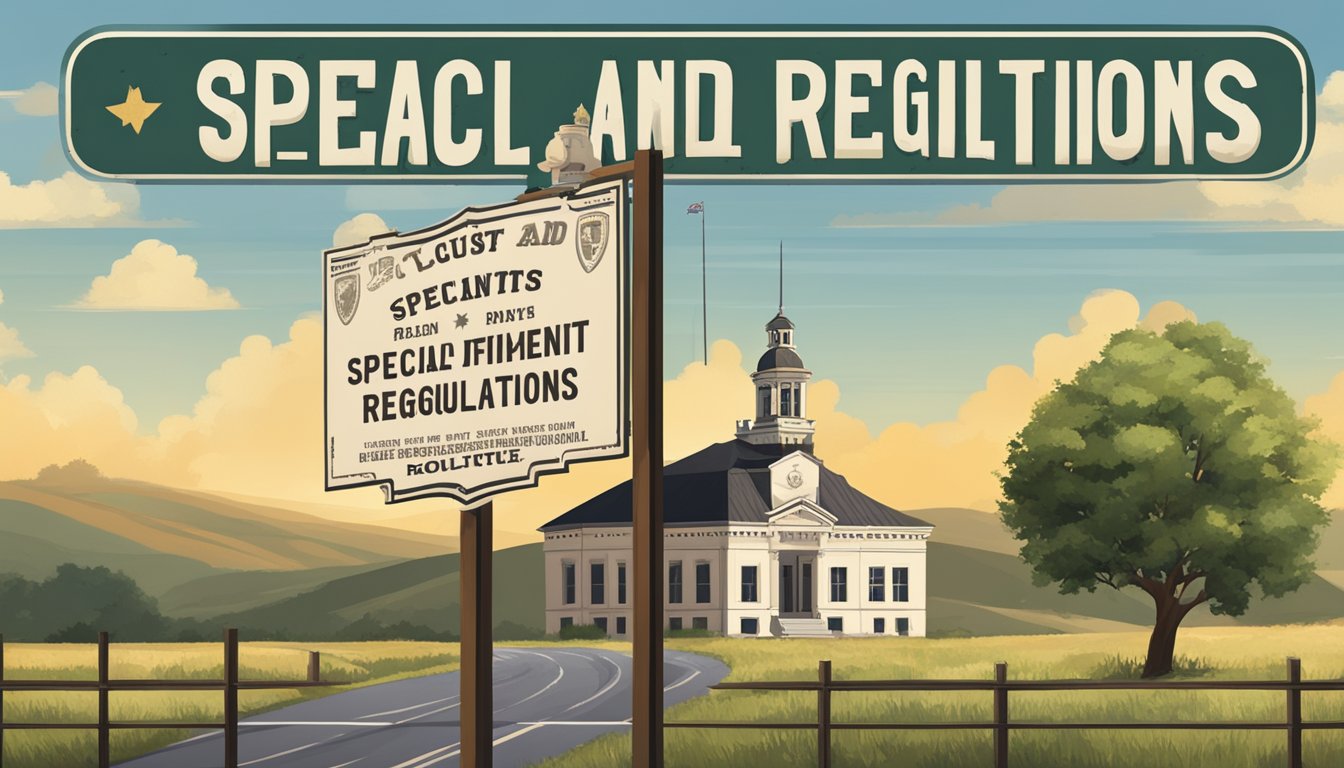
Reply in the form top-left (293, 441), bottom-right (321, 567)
top-left (590, 562), bottom-right (606, 605)
top-left (562, 562), bottom-right (576, 605)
top-left (669, 617), bottom-right (683, 631)
top-left (829, 567), bottom-right (848, 603)
top-left (868, 567), bottom-right (885, 602)
top-left (897, 617), bottom-right (910, 636)
top-left (616, 616), bottom-right (626, 635)
top-left (827, 617), bottom-right (843, 632)
top-left (692, 617), bottom-right (708, 631)
top-left (874, 618), bottom-right (885, 634)
top-left (594, 617), bottom-right (608, 633)
top-left (892, 567), bottom-right (909, 603)
top-left (781, 386), bottom-right (792, 417)
top-left (696, 561), bottom-right (711, 604)
top-left (740, 617), bottom-right (759, 635)
top-left (560, 617), bottom-right (573, 629)
top-left (759, 386), bottom-right (772, 416)
top-left (669, 561), bottom-right (683, 604)
top-left (741, 565), bottom-right (759, 602)
top-left (617, 563), bottom-right (627, 605)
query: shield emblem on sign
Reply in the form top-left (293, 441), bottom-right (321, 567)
top-left (334, 274), bottom-right (360, 325)
top-left (576, 212), bottom-right (610, 273)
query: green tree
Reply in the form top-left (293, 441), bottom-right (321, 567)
top-left (999, 321), bottom-right (1338, 677)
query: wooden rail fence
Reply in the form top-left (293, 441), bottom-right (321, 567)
top-left (666, 658), bottom-right (1344, 768)
top-left (0, 628), bottom-right (334, 768)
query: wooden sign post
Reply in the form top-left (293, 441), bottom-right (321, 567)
top-left (450, 151), bottom-right (662, 767)
top-left (460, 500), bottom-right (494, 767)
top-left (630, 149), bottom-right (666, 768)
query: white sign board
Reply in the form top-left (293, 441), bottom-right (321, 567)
top-left (324, 180), bottom-right (628, 504)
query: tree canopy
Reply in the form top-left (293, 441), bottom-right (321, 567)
top-left (999, 320), bottom-right (1338, 676)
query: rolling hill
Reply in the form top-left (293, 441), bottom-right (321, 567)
top-left (165, 507), bottom-right (1344, 639)
top-left (0, 470), bottom-right (459, 596)
top-left (213, 543), bottom-right (544, 637)
top-left (914, 507), bottom-right (1344, 636)
top-left (9, 463), bottom-right (1336, 641)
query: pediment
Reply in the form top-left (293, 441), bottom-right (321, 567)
top-left (767, 499), bottom-right (836, 528)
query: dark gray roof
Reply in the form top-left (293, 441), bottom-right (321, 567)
top-left (539, 440), bottom-right (930, 530)
top-left (767, 313), bottom-right (795, 330)
top-left (757, 347), bottom-right (805, 372)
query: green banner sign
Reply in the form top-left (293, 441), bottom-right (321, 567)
top-left (62, 26), bottom-right (1314, 183)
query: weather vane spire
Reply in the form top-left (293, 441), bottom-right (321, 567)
top-left (778, 240), bottom-right (784, 314)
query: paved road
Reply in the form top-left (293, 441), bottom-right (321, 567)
top-left (116, 647), bottom-right (729, 768)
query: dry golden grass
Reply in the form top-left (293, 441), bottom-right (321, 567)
top-left (1, 640), bottom-right (458, 768)
top-left (537, 625), bottom-right (1344, 768)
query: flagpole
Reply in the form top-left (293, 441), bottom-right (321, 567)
top-left (700, 204), bottom-right (707, 365)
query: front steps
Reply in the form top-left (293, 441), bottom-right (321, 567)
top-left (772, 616), bottom-right (834, 637)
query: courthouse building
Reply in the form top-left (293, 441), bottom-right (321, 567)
top-left (539, 308), bottom-right (933, 637)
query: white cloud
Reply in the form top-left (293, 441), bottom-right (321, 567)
top-left (0, 82), bottom-right (58, 117)
top-left (1320, 71), bottom-right (1344, 122)
top-left (0, 171), bottom-right (141, 228)
top-left (808, 290), bottom-right (1197, 511)
top-left (0, 322), bottom-right (32, 363)
top-left (834, 70), bottom-right (1344, 229)
top-left (0, 287), bottom-right (33, 363)
top-left (0, 367), bottom-right (150, 479)
top-left (333, 213), bottom-right (393, 248)
top-left (73, 239), bottom-right (240, 311)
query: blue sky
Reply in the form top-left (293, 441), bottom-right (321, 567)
top-left (1, 0), bottom-right (1342, 438)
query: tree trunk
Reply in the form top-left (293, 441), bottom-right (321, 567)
top-left (1142, 598), bottom-right (1183, 678)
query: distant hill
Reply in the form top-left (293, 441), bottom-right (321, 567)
top-left (158, 562), bottom-right (394, 617)
top-left (182, 507), bottom-right (1344, 640)
top-left (908, 507), bottom-right (1022, 556)
top-left (0, 474), bottom-right (459, 595)
top-left (12, 471), bottom-right (1335, 640)
top-left (0, 501), bottom-right (222, 595)
top-left (914, 507), bottom-right (1344, 636)
top-left (213, 543), bottom-right (544, 637)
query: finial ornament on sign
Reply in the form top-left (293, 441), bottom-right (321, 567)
top-left (538, 103), bottom-right (601, 187)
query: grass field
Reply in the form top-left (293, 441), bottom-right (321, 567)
top-left (537, 624), bottom-right (1344, 768)
top-left (0, 640), bottom-right (458, 768)
top-left (7, 629), bottom-right (1344, 768)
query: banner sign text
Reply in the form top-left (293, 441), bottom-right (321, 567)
top-left (64, 26), bottom-right (1313, 182)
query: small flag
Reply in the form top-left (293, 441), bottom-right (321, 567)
top-left (686, 201), bottom-right (704, 214)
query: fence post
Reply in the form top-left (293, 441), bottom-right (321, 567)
top-left (818, 660), bottom-right (831, 768)
top-left (224, 628), bottom-right (239, 768)
top-left (994, 662), bottom-right (1008, 768)
top-left (98, 632), bottom-right (110, 768)
top-left (1286, 657), bottom-right (1302, 768)
top-left (307, 651), bottom-right (321, 683)
top-left (1, 632), bottom-right (6, 768)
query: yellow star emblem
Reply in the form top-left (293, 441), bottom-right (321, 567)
top-left (106, 86), bottom-right (161, 134)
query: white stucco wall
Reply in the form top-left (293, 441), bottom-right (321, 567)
top-left (543, 522), bottom-right (929, 637)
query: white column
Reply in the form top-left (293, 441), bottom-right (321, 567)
top-left (768, 549), bottom-right (781, 615)
top-left (806, 546), bottom-right (817, 613)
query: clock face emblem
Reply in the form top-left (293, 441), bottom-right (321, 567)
top-left (786, 467), bottom-right (804, 489)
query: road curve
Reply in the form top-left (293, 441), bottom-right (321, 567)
top-left (115, 647), bottom-right (729, 768)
